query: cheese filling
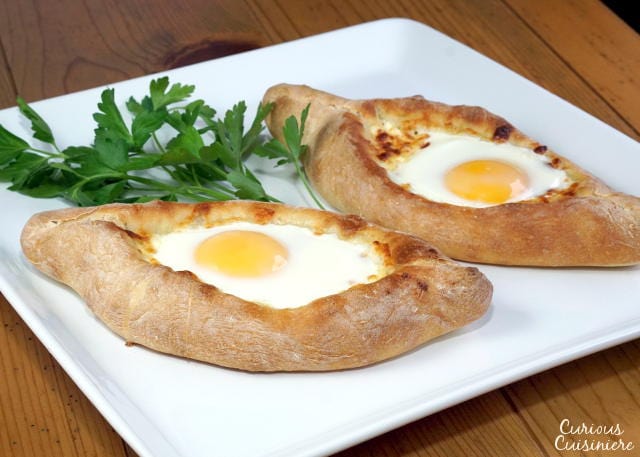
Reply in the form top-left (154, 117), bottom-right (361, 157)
top-left (384, 131), bottom-right (570, 207)
top-left (150, 222), bottom-right (385, 309)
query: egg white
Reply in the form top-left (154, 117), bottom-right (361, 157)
top-left (150, 222), bottom-right (384, 309)
top-left (386, 131), bottom-right (570, 207)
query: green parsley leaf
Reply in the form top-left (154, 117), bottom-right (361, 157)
top-left (181, 99), bottom-right (204, 127)
top-left (216, 102), bottom-right (246, 166)
top-left (93, 88), bottom-right (132, 145)
top-left (227, 169), bottom-right (269, 201)
top-left (0, 124), bottom-right (30, 164)
top-left (131, 110), bottom-right (166, 150)
top-left (93, 137), bottom-right (129, 171)
top-left (283, 104), bottom-right (309, 159)
top-left (255, 138), bottom-right (289, 164)
top-left (122, 154), bottom-right (161, 171)
top-left (150, 77), bottom-right (195, 111)
top-left (16, 97), bottom-right (56, 146)
top-left (255, 104), bottom-right (322, 208)
top-left (126, 95), bottom-right (153, 116)
top-left (85, 180), bottom-right (128, 205)
top-left (165, 126), bottom-right (204, 159)
top-left (0, 77), bottom-right (316, 207)
top-left (1, 152), bottom-right (50, 187)
top-left (18, 180), bottom-right (68, 198)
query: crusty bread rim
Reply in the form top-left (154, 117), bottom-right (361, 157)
top-left (263, 84), bottom-right (640, 267)
top-left (20, 200), bottom-right (492, 372)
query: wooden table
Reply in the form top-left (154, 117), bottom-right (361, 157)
top-left (1, 1), bottom-right (639, 456)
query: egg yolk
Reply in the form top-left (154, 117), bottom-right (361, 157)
top-left (444, 159), bottom-right (529, 204)
top-left (194, 230), bottom-right (288, 277)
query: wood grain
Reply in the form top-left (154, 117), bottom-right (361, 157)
top-left (0, 295), bottom-right (127, 457)
top-left (0, 41), bottom-right (15, 107)
top-left (507, 342), bottom-right (640, 457)
top-left (0, 1), bottom-right (639, 456)
top-left (505, 0), bottom-right (640, 132)
top-left (0, 0), bottom-right (265, 103)
top-left (334, 391), bottom-right (546, 457)
top-left (246, 0), bottom-right (639, 140)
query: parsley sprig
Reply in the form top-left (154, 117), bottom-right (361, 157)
top-left (256, 105), bottom-right (324, 209)
top-left (0, 77), bottom-right (320, 207)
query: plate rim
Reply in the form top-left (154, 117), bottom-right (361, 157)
top-left (1, 16), bottom-right (639, 457)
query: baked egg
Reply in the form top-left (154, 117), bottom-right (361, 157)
top-left (149, 222), bottom-right (386, 309)
top-left (375, 127), bottom-right (570, 208)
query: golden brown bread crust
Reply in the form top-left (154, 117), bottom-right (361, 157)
top-left (263, 84), bottom-right (640, 266)
top-left (20, 200), bottom-right (492, 372)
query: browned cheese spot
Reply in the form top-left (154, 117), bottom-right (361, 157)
top-left (372, 240), bottom-right (392, 262)
top-left (562, 182), bottom-right (579, 197)
top-left (492, 124), bottom-right (513, 142)
top-left (192, 202), bottom-right (215, 224)
top-left (337, 214), bottom-right (368, 235)
top-left (374, 131), bottom-right (400, 161)
top-left (251, 206), bottom-right (276, 224)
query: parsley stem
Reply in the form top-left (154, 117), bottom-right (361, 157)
top-left (75, 173), bottom-right (123, 185)
top-left (2, 78), bottom-right (300, 206)
top-left (152, 132), bottom-right (166, 153)
top-left (189, 166), bottom-right (201, 186)
top-left (292, 160), bottom-right (325, 210)
top-left (161, 165), bottom-right (186, 185)
top-left (180, 186), bottom-right (234, 201)
top-left (127, 175), bottom-right (235, 200)
top-left (29, 147), bottom-right (66, 159)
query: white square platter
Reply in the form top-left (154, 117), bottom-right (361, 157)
top-left (0, 18), bottom-right (639, 457)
